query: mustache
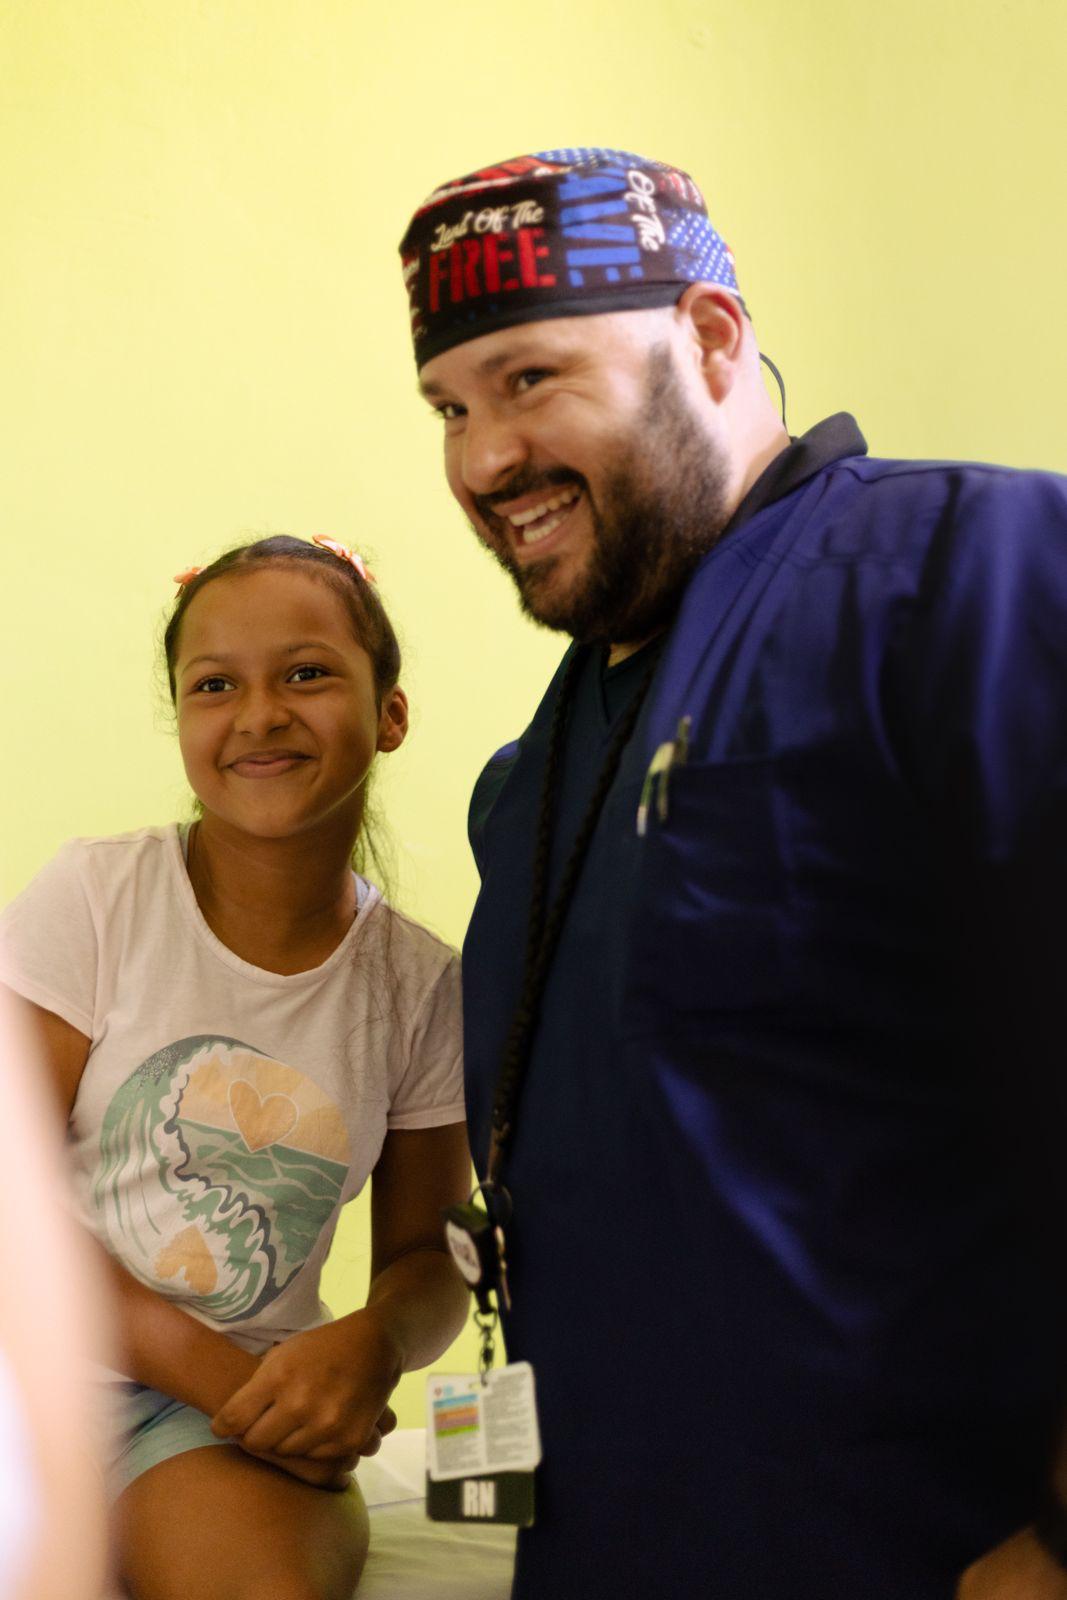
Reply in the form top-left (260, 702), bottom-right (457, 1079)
top-left (475, 467), bottom-right (587, 522)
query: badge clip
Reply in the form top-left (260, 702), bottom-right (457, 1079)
top-left (443, 1185), bottom-right (513, 1338)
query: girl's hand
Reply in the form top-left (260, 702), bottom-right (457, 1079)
top-left (345, 1402), bottom-right (399, 1460)
top-left (210, 1312), bottom-right (403, 1464)
top-left (245, 1445), bottom-right (358, 1492)
top-left (229, 1403), bottom-right (398, 1492)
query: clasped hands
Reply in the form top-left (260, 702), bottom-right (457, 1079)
top-left (211, 1311), bottom-right (402, 1491)
top-left (956, 1528), bottom-right (1067, 1600)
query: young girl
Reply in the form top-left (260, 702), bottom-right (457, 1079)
top-left (0, 534), bottom-right (472, 1600)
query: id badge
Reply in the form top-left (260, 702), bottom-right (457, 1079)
top-left (425, 1361), bottom-right (541, 1526)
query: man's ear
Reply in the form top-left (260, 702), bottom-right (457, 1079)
top-left (676, 283), bottom-right (747, 403)
top-left (377, 686), bottom-right (409, 754)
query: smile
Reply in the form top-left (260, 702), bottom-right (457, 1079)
top-left (227, 753), bottom-right (312, 779)
top-left (507, 485), bottom-right (583, 548)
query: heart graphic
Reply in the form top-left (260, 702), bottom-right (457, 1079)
top-left (228, 1080), bottom-right (299, 1153)
top-left (155, 1226), bottom-right (218, 1295)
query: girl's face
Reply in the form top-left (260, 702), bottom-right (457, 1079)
top-left (173, 567), bottom-right (407, 844)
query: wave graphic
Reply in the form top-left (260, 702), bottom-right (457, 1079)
top-left (91, 1035), bottom-right (349, 1322)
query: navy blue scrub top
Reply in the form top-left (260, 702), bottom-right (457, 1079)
top-left (464, 416), bottom-right (1067, 1599)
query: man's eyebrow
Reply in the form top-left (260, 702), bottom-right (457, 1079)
top-left (418, 344), bottom-right (566, 402)
top-left (477, 348), bottom-right (525, 377)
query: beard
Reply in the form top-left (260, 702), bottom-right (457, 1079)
top-left (472, 343), bottom-right (733, 645)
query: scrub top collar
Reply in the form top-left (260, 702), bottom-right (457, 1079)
top-left (599, 414), bottom-right (867, 686)
top-left (727, 412), bottom-right (868, 537)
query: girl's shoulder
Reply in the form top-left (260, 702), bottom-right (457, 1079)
top-left (11, 825), bottom-right (184, 913)
top-left (0, 827), bottom-right (187, 1028)
top-left (60, 822), bottom-right (181, 856)
top-left (355, 887), bottom-right (460, 989)
top-left (47, 822), bottom-right (182, 878)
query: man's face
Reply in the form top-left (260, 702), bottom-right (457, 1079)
top-left (419, 312), bottom-right (732, 647)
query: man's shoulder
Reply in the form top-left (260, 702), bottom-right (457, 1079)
top-left (468, 740), bottom-right (522, 873)
top-left (823, 451), bottom-right (1067, 510)
top-left (830, 455), bottom-right (1067, 572)
top-left (725, 450), bottom-right (1067, 576)
top-left (466, 644), bottom-right (581, 870)
top-left (473, 738), bottom-right (522, 791)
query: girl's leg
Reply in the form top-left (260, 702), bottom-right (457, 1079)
top-left (115, 1444), bottom-right (369, 1600)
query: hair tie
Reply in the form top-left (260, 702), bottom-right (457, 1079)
top-left (312, 535), bottom-right (377, 585)
top-left (173, 565), bottom-right (204, 590)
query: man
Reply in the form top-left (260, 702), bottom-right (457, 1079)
top-left (398, 149), bottom-right (1067, 1598)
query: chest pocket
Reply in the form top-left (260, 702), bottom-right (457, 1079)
top-left (621, 755), bottom-right (788, 1037)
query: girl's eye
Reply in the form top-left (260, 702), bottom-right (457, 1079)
top-left (192, 675), bottom-right (233, 694)
top-left (434, 401), bottom-right (465, 423)
top-left (289, 665), bottom-right (328, 683)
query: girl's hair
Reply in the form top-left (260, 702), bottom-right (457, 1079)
top-left (163, 534), bottom-right (401, 705)
top-left (163, 534), bottom-right (402, 887)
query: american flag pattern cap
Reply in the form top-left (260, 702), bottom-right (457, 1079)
top-left (399, 147), bottom-right (744, 368)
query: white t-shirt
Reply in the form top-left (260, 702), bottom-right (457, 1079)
top-left (0, 826), bottom-right (464, 1359)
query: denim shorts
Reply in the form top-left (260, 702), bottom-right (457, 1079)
top-left (100, 1381), bottom-right (230, 1499)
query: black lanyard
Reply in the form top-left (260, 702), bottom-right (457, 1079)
top-left (485, 643), bottom-right (661, 1194)
top-left (444, 642), bottom-right (662, 1354)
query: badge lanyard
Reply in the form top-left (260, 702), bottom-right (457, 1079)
top-left (444, 644), bottom-right (662, 1372)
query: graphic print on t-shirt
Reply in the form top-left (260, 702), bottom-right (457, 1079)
top-left (91, 1035), bottom-right (351, 1322)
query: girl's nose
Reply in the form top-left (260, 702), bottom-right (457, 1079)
top-left (234, 685), bottom-right (293, 737)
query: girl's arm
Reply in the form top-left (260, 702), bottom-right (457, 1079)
top-left (365, 1119), bottom-right (474, 1369)
top-left (19, 997), bottom-right (262, 1415)
top-left (210, 1121), bottom-right (472, 1461)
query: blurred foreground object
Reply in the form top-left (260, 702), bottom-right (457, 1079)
top-left (0, 986), bottom-right (112, 1600)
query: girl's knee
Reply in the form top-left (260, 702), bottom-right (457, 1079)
top-left (118, 1455), bottom-right (369, 1600)
top-left (231, 1569), bottom-right (365, 1600)
top-left (229, 1500), bottom-right (368, 1600)
top-left (126, 1553), bottom-right (367, 1600)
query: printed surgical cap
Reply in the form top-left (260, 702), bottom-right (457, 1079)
top-left (398, 147), bottom-right (745, 368)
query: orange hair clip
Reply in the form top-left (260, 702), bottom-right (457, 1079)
top-left (312, 534), bottom-right (376, 585)
top-left (173, 565), bottom-right (204, 590)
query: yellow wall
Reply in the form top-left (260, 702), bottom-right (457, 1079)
top-left (2, 0), bottom-right (1065, 1425)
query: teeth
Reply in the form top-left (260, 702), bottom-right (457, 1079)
top-left (522, 510), bottom-right (567, 544)
top-left (508, 485), bottom-right (580, 527)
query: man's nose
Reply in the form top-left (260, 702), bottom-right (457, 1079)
top-left (460, 408), bottom-right (527, 498)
